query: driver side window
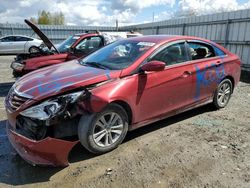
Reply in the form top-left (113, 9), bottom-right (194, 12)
top-left (75, 36), bottom-right (103, 54)
top-left (150, 42), bottom-right (188, 66)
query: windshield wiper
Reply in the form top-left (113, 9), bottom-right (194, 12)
top-left (82, 61), bottom-right (108, 70)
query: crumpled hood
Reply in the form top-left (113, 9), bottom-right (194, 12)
top-left (24, 53), bottom-right (68, 71)
top-left (14, 60), bottom-right (119, 101)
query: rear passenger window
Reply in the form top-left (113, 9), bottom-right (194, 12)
top-left (150, 42), bottom-right (188, 66)
top-left (15, 36), bottom-right (30, 41)
top-left (213, 46), bottom-right (226, 56)
top-left (188, 42), bottom-right (215, 60)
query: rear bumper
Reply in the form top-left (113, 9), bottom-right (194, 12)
top-left (6, 121), bottom-right (78, 167)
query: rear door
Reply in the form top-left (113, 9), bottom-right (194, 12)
top-left (13, 36), bottom-right (28, 53)
top-left (187, 40), bottom-right (226, 102)
top-left (135, 41), bottom-right (195, 122)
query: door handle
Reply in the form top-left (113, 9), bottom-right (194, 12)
top-left (182, 71), bottom-right (192, 78)
top-left (215, 61), bottom-right (222, 67)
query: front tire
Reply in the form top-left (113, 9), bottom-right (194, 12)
top-left (12, 70), bottom-right (23, 78)
top-left (78, 103), bottom-right (128, 154)
top-left (29, 46), bottom-right (40, 53)
top-left (213, 79), bottom-right (233, 109)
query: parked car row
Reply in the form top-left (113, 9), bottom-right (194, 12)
top-left (4, 20), bottom-right (241, 167)
top-left (0, 35), bottom-right (43, 55)
top-left (8, 20), bottom-right (142, 77)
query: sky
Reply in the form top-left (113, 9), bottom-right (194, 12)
top-left (0, 0), bottom-right (250, 26)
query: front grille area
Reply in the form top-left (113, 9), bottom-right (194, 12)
top-left (6, 88), bottom-right (31, 111)
top-left (16, 116), bottom-right (47, 140)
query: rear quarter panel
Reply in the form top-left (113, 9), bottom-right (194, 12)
top-left (210, 41), bottom-right (241, 87)
top-left (222, 54), bottom-right (241, 88)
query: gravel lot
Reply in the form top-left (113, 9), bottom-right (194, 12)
top-left (0, 56), bottom-right (249, 188)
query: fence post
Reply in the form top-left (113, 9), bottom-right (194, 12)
top-left (182, 23), bottom-right (186, 35)
top-left (224, 19), bottom-right (231, 47)
top-left (156, 26), bottom-right (160, 35)
top-left (11, 26), bottom-right (14, 35)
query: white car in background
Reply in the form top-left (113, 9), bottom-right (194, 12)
top-left (0, 35), bottom-right (43, 55)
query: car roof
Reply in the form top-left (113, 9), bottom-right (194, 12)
top-left (0, 35), bottom-right (39, 39)
top-left (74, 33), bottom-right (87, 36)
top-left (125, 35), bottom-right (229, 56)
top-left (74, 33), bottom-right (99, 37)
top-left (1, 35), bottom-right (30, 38)
top-left (126, 35), bottom-right (211, 44)
top-left (126, 35), bottom-right (181, 43)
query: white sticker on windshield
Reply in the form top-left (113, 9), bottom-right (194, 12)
top-left (73, 36), bottom-right (80, 39)
top-left (137, 42), bottom-right (155, 46)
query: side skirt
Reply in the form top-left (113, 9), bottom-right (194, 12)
top-left (129, 98), bottom-right (213, 131)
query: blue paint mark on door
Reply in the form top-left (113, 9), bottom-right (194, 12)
top-left (195, 62), bottom-right (225, 100)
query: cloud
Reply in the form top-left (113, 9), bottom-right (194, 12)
top-left (111, 0), bottom-right (175, 12)
top-left (109, 0), bottom-right (175, 24)
top-left (176, 0), bottom-right (250, 17)
top-left (20, 0), bottom-right (37, 8)
top-left (0, 0), bottom-right (250, 26)
top-left (0, 0), bottom-right (175, 25)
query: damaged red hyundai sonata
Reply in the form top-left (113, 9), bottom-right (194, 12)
top-left (5, 35), bottom-right (241, 166)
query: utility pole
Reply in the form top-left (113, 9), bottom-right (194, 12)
top-left (115, 19), bottom-right (118, 31)
top-left (152, 12), bottom-right (155, 34)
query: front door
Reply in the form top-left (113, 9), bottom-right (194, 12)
top-left (13, 36), bottom-right (27, 53)
top-left (69, 36), bottom-right (104, 60)
top-left (135, 41), bottom-right (195, 122)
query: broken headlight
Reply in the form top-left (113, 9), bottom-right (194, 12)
top-left (20, 91), bottom-right (85, 120)
top-left (11, 61), bottom-right (25, 71)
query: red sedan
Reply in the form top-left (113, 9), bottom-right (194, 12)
top-left (5, 35), bottom-right (241, 166)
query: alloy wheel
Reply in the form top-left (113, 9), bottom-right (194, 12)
top-left (93, 112), bottom-right (124, 147)
top-left (217, 82), bottom-right (231, 106)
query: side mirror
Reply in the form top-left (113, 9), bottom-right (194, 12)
top-left (140, 61), bottom-right (165, 72)
top-left (68, 47), bottom-right (75, 54)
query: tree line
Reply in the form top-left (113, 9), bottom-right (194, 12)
top-left (30, 10), bottom-right (65, 25)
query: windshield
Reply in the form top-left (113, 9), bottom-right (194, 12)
top-left (80, 40), bottom-right (155, 70)
top-left (57, 36), bottom-right (79, 53)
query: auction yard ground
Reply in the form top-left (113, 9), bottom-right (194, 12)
top-left (0, 56), bottom-right (249, 188)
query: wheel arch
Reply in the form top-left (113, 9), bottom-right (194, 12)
top-left (110, 100), bottom-right (133, 126)
top-left (28, 45), bottom-right (39, 51)
top-left (223, 75), bottom-right (235, 92)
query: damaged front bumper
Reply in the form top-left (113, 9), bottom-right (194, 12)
top-left (5, 87), bottom-right (91, 166)
top-left (6, 121), bottom-right (79, 167)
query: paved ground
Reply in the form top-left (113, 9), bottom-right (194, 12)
top-left (0, 56), bottom-right (249, 188)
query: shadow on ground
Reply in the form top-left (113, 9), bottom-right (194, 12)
top-left (0, 119), bottom-right (65, 185)
top-left (0, 104), bottom-right (215, 186)
top-left (240, 71), bottom-right (250, 83)
top-left (0, 82), bottom-right (14, 97)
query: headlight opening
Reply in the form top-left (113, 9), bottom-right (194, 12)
top-left (20, 89), bottom-right (90, 121)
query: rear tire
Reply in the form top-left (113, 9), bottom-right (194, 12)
top-left (29, 46), bottom-right (40, 53)
top-left (78, 103), bottom-right (128, 154)
top-left (213, 79), bottom-right (233, 109)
